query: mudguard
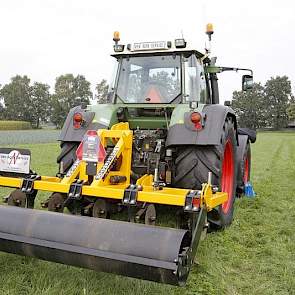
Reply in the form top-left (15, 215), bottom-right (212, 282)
top-left (58, 106), bottom-right (106, 142)
top-left (237, 128), bottom-right (256, 143)
top-left (166, 104), bottom-right (238, 146)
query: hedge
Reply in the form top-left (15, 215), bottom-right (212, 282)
top-left (0, 121), bottom-right (32, 130)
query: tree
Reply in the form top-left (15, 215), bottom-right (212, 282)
top-left (232, 83), bottom-right (267, 129)
top-left (0, 75), bottom-right (31, 121)
top-left (95, 79), bottom-right (109, 104)
top-left (0, 76), bottom-right (51, 128)
top-left (50, 74), bottom-right (92, 128)
top-left (0, 84), bottom-right (3, 119)
top-left (30, 82), bottom-right (51, 128)
top-left (287, 103), bottom-right (295, 122)
top-left (264, 76), bottom-right (293, 129)
top-left (73, 75), bottom-right (93, 107)
top-left (0, 102), bottom-right (4, 120)
top-left (49, 95), bottom-right (65, 129)
top-left (232, 76), bottom-right (294, 130)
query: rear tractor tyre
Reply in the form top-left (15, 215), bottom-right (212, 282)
top-left (173, 118), bottom-right (238, 229)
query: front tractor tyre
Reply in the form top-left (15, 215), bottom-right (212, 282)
top-left (173, 118), bottom-right (238, 229)
top-left (237, 140), bottom-right (251, 195)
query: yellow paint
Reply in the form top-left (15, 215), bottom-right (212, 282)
top-left (0, 123), bottom-right (228, 210)
top-left (200, 183), bottom-right (228, 211)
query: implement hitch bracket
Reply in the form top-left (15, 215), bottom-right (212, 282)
top-left (21, 174), bottom-right (41, 194)
top-left (122, 184), bottom-right (141, 205)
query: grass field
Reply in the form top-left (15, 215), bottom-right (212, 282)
top-left (0, 121), bottom-right (31, 131)
top-left (0, 130), bottom-right (60, 145)
top-left (0, 132), bottom-right (294, 295)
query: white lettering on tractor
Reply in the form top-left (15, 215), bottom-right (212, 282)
top-left (95, 146), bottom-right (119, 180)
top-left (66, 160), bottom-right (81, 177)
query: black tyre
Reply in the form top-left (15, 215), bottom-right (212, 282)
top-left (173, 118), bottom-right (238, 229)
top-left (240, 142), bottom-right (251, 187)
top-left (57, 142), bottom-right (79, 175)
top-left (236, 136), bottom-right (252, 196)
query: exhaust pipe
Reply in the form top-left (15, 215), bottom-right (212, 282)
top-left (0, 205), bottom-right (192, 285)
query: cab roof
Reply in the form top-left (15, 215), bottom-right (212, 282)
top-left (111, 40), bottom-right (207, 60)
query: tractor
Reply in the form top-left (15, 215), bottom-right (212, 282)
top-left (0, 25), bottom-right (256, 286)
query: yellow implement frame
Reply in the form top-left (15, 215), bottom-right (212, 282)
top-left (0, 123), bottom-right (228, 211)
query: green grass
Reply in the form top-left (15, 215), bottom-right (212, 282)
top-left (0, 132), bottom-right (295, 295)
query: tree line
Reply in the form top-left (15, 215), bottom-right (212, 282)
top-left (0, 75), bottom-right (108, 128)
top-left (232, 76), bottom-right (295, 129)
top-left (0, 73), bottom-right (294, 130)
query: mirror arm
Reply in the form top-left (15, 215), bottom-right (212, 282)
top-left (205, 66), bottom-right (253, 76)
top-left (220, 67), bottom-right (253, 76)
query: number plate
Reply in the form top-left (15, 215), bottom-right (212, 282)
top-left (0, 148), bottom-right (31, 174)
top-left (132, 41), bottom-right (168, 51)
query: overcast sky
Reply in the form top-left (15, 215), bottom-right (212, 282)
top-left (0, 0), bottom-right (294, 103)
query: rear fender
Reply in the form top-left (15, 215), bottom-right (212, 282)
top-left (58, 106), bottom-right (107, 143)
top-left (166, 104), bottom-right (238, 147)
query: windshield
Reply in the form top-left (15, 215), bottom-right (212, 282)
top-left (116, 55), bottom-right (181, 103)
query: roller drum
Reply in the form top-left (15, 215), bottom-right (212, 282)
top-left (0, 205), bottom-right (191, 285)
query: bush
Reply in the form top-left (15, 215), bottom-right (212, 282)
top-left (0, 120), bottom-right (32, 130)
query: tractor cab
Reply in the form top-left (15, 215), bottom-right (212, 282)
top-left (108, 30), bottom-right (254, 108)
top-left (109, 34), bottom-right (208, 105)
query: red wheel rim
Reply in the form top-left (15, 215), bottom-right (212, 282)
top-left (221, 140), bottom-right (234, 214)
top-left (243, 156), bottom-right (249, 183)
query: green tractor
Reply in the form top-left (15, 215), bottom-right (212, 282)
top-left (0, 26), bottom-right (256, 286)
top-left (56, 29), bottom-right (255, 228)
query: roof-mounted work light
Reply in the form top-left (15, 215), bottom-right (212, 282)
top-left (175, 38), bottom-right (186, 48)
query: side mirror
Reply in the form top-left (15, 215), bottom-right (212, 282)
top-left (242, 75), bottom-right (254, 91)
top-left (224, 100), bottom-right (232, 107)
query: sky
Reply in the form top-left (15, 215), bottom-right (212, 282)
top-left (0, 0), bottom-right (294, 103)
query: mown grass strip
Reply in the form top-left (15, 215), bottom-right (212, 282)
top-left (0, 130), bottom-right (60, 145)
top-left (0, 121), bottom-right (31, 130)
